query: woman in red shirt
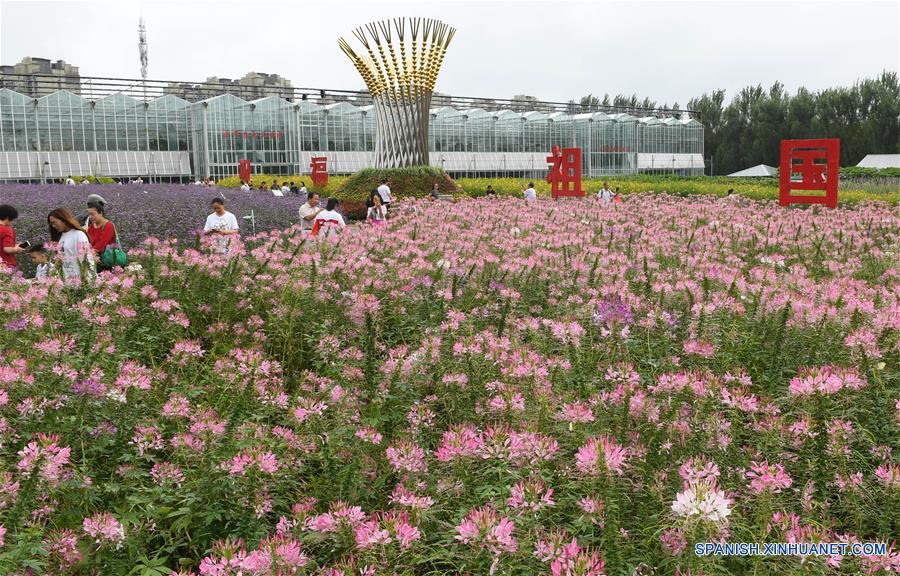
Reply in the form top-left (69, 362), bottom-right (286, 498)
top-left (86, 204), bottom-right (117, 270)
top-left (0, 204), bottom-right (25, 269)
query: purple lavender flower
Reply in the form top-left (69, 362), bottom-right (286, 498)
top-left (593, 296), bottom-right (633, 326)
top-left (72, 378), bottom-right (106, 398)
top-left (4, 318), bottom-right (27, 331)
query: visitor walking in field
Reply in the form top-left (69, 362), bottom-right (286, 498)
top-left (312, 198), bottom-right (346, 239)
top-left (79, 194), bottom-right (108, 228)
top-left (48, 207), bottom-right (95, 284)
top-left (203, 198), bottom-right (240, 252)
top-left (598, 181), bottom-right (613, 203)
top-left (298, 193), bottom-right (324, 231)
top-left (204, 198), bottom-right (240, 235)
top-left (523, 182), bottom-right (537, 202)
top-left (377, 178), bottom-right (393, 211)
top-left (0, 204), bottom-right (25, 270)
top-left (486, 185), bottom-right (497, 197)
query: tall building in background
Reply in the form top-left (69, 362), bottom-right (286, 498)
top-left (163, 72), bottom-right (294, 101)
top-left (0, 57), bottom-right (81, 96)
top-left (511, 94), bottom-right (539, 112)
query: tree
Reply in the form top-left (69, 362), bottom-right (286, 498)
top-left (573, 73), bottom-right (899, 170)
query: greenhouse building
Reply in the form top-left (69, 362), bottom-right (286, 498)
top-left (0, 82), bottom-right (705, 181)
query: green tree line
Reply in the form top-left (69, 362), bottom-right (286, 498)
top-left (570, 72), bottom-right (899, 175)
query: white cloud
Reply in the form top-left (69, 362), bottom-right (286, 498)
top-left (1, 0), bottom-right (897, 105)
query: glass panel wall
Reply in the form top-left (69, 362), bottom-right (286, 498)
top-left (0, 87), bottom-right (704, 179)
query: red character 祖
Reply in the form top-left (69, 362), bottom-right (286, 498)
top-left (546, 146), bottom-right (583, 198)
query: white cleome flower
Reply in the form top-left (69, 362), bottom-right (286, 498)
top-left (671, 481), bottom-right (732, 524)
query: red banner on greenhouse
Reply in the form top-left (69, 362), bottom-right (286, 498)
top-left (546, 146), bottom-right (583, 199)
top-left (779, 139), bottom-right (839, 208)
top-left (238, 159), bottom-right (251, 183)
top-left (311, 157), bottom-right (328, 187)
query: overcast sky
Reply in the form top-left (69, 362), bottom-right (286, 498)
top-left (1, 0), bottom-right (898, 105)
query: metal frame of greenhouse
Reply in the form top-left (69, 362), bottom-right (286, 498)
top-left (0, 74), bottom-right (704, 181)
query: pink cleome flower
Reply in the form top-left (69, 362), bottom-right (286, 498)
top-left (575, 435), bottom-right (628, 477)
top-left (455, 505), bottom-right (518, 555)
top-left (746, 460), bottom-right (793, 494)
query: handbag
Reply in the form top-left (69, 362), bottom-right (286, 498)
top-left (100, 223), bottom-right (127, 268)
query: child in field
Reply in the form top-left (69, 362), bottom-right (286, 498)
top-left (28, 244), bottom-right (55, 279)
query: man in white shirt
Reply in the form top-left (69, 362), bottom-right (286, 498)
top-left (598, 181), bottom-right (613, 203)
top-left (65, 177), bottom-right (76, 186)
top-left (280, 182), bottom-right (291, 195)
top-left (523, 182), bottom-right (537, 202)
top-left (377, 178), bottom-right (393, 210)
top-left (298, 193), bottom-right (323, 231)
top-left (203, 198), bottom-right (239, 251)
top-left (240, 181), bottom-right (250, 192)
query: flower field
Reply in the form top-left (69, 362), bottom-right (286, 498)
top-left (0, 184), bottom-right (306, 275)
top-left (0, 191), bottom-right (898, 575)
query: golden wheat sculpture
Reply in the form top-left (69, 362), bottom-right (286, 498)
top-left (339, 18), bottom-right (456, 168)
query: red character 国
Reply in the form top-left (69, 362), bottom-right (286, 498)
top-left (779, 139), bottom-right (839, 208)
top-left (311, 157), bottom-right (328, 188)
top-left (546, 146), bottom-right (583, 198)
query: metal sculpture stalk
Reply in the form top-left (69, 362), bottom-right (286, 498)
top-left (340, 18), bottom-right (455, 168)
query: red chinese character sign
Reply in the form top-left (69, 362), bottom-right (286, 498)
top-left (779, 139), bottom-right (839, 208)
top-left (546, 146), bottom-right (583, 198)
top-left (238, 159), bottom-right (251, 183)
top-left (310, 156), bottom-right (328, 187)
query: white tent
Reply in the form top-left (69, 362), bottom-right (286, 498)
top-left (856, 154), bottom-right (900, 169)
top-left (727, 164), bottom-right (778, 177)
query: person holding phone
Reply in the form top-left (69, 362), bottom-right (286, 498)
top-left (0, 204), bottom-right (25, 269)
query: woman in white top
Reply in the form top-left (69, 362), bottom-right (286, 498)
top-left (313, 198), bottom-right (346, 239)
top-left (366, 190), bottom-right (387, 226)
top-left (47, 207), bottom-right (95, 284)
top-left (203, 197), bottom-right (240, 252)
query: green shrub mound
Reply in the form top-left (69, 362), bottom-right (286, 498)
top-left (336, 166), bottom-right (460, 201)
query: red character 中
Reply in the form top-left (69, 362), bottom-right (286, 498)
top-left (546, 146), bottom-right (583, 198)
top-left (238, 159), bottom-right (251, 183)
top-left (779, 139), bottom-right (839, 208)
